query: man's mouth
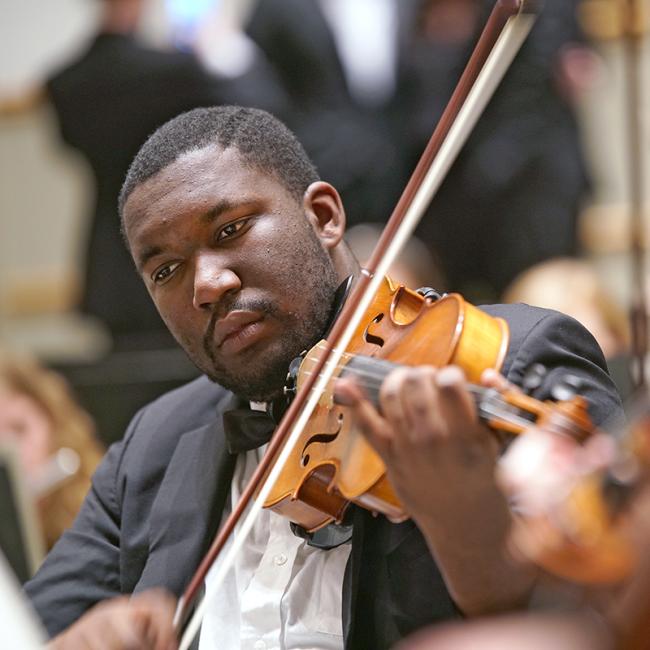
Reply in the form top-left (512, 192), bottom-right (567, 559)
top-left (212, 310), bottom-right (267, 354)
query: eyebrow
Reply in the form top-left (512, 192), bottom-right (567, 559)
top-left (200, 199), bottom-right (238, 225)
top-left (135, 244), bottom-right (163, 272)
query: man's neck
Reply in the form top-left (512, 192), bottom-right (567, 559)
top-left (323, 275), bottom-right (355, 339)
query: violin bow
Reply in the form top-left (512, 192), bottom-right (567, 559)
top-left (176, 2), bottom-right (540, 646)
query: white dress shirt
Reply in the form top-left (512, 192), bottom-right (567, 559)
top-left (318, 0), bottom-right (398, 107)
top-left (199, 440), bottom-right (351, 650)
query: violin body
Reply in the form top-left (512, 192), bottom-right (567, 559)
top-left (263, 276), bottom-right (510, 531)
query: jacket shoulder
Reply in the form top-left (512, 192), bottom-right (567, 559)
top-left (479, 302), bottom-right (622, 428)
top-left (117, 375), bottom-right (230, 470)
top-left (131, 375), bottom-right (226, 433)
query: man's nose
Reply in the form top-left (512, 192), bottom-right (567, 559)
top-left (192, 253), bottom-right (241, 310)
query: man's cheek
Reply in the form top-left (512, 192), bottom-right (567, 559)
top-left (159, 312), bottom-right (198, 347)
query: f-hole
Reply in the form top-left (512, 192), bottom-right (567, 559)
top-left (363, 313), bottom-right (385, 347)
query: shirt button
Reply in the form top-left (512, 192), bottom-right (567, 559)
top-left (253, 641), bottom-right (266, 650)
top-left (273, 553), bottom-right (288, 566)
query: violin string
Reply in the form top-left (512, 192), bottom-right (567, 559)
top-left (300, 353), bottom-right (495, 401)
top-left (299, 367), bottom-right (520, 420)
top-left (299, 359), bottom-right (524, 414)
top-left (298, 364), bottom-right (587, 438)
top-left (298, 368), bottom-right (538, 433)
top-left (302, 352), bottom-right (451, 386)
top-left (303, 353), bottom-right (509, 398)
top-left (302, 345), bottom-right (592, 438)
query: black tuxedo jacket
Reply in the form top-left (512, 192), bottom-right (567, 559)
top-left (26, 304), bottom-right (622, 649)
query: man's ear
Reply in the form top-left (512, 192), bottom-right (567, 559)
top-left (303, 181), bottom-right (346, 250)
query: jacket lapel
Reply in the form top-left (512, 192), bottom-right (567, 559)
top-left (136, 393), bottom-right (238, 596)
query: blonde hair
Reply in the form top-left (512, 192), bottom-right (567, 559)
top-left (503, 258), bottom-right (630, 357)
top-left (0, 350), bottom-right (104, 548)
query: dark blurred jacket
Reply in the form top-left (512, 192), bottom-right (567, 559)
top-left (246, 0), bottom-right (416, 227)
top-left (247, 0), bottom-right (590, 299)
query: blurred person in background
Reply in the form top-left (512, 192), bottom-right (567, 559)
top-left (2, 0), bottom-right (286, 351)
top-left (401, 0), bottom-right (598, 301)
top-left (245, 0), bottom-right (597, 302)
top-left (503, 257), bottom-right (633, 400)
top-left (245, 0), bottom-right (412, 227)
top-left (0, 349), bottom-right (104, 550)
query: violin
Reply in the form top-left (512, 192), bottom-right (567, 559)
top-left (265, 276), bottom-right (595, 532)
top-left (503, 401), bottom-right (650, 585)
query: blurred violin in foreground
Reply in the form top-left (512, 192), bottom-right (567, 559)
top-left (500, 397), bottom-right (650, 585)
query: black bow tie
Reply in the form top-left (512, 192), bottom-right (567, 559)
top-left (222, 407), bottom-right (276, 454)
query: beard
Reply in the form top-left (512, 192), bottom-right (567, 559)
top-left (201, 227), bottom-right (340, 402)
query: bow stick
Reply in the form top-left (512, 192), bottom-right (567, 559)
top-left (176, 2), bottom-right (540, 646)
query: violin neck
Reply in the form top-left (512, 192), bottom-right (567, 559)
top-left (340, 355), bottom-right (537, 435)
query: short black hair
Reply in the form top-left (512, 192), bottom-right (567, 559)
top-left (119, 105), bottom-right (319, 217)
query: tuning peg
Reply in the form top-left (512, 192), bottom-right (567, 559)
top-left (521, 363), bottom-right (547, 395)
top-left (550, 374), bottom-right (585, 402)
top-left (283, 355), bottom-right (303, 400)
top-left (416, 287), bottom-right (444, 302)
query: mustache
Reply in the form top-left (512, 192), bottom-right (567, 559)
top-left (202, 296), bottom-right (280, 361)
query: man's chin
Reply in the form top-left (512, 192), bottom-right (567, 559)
top-left (205, 364), bottom-right (288, 403)
top-left (201, 337), bottom-right (310, 400)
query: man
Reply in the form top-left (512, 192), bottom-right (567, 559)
top-left (26, 106), bottom-right (622, 649)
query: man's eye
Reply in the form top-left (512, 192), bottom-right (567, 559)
top-left (216, 218), bottom-right (248, 242)
top-left (151, 262), bottom-right (180, 285)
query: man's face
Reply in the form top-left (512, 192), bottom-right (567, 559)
top-left (124, 145), bottom-right (340, 401)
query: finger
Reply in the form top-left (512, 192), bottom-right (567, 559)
top-left (108, 613), bottom-right (146, 650)
top-left (92, 600), bottom-right (139, 650)
top-left (434, 366), bottom-right (477, 432)
top-left (130, 590), bottom-right (177, 650)
top-left (378, 366), bottom-right (415, 439)
top-left (398, 366), bottom-right (441, 442)
top-left (80, 608), bottom-right (140, 650)
top-left (335, 377), bottom-right (394, 460)
top-left (480, 368), bottom-right (514, 392)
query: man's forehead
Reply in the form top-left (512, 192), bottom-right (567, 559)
top-left (130, 144), bottom-right (230, 200)
top-left (124, 145), bottom-right (253, 222)
top-left (123, 144), bottom-right (300, 243)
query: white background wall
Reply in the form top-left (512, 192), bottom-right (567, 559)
top-left (0, 0), bottom-right (167, 358)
